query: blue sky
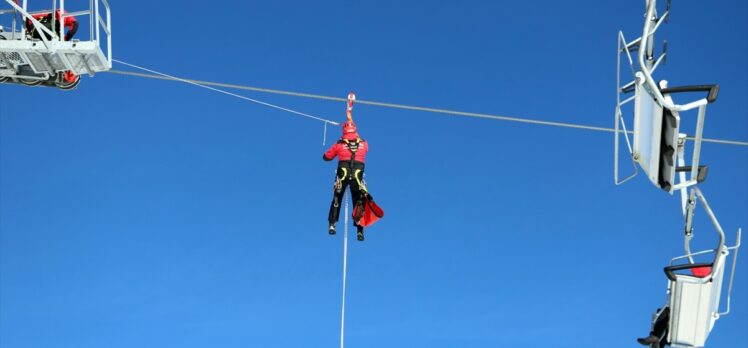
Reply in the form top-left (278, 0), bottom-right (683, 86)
top-left (1, 1), bottom-right (747, 347)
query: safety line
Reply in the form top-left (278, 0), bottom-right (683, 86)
top-left (110, 60), bottom-right (339, 126)
top-left (106, 68), bottom-right (748, 148)
top-left (340, 193), bottom-right (349, 348)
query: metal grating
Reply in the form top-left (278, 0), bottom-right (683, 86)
top-left (87, 54), bottom-right (104, 71)
top-left (65, 53), bottom-right (85, 74)
top-left (42, 53), bottom-right (68, 71)
top-left (25, 52), bottom-right (52, 73)
top-left (3, 51), bottom-right (25, 66)
top-left (65, 52), bottom-right (105, 74)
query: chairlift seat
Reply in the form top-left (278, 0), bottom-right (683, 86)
top-left (633, 77), bottom-right (680, 191)
top-left (664, 250), bottom-right (727, 348)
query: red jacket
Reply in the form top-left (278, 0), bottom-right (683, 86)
top-left (324, 138), bottom-right (368, 163)
top-left (28, 10), bottom-right (77, 29)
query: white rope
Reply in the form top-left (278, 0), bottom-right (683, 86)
top-left (111, 60), bottom-right (339, 126)
top-left (108, 69), bottom-right (345, 103)
top-left (106, 68), bottom-right (748, 148)
top-left (340, 192), bottom-right (349, 348)
top-left (323, 122), bottom-right (328, 146)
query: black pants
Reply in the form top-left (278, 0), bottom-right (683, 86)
top-left (642, 307), bottom-right (669, 348)
top-left (651, 307), bottom-right (670, 347)
top-left (328, 166), bottom-right (365, 226)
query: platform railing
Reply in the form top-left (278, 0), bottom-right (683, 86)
top-left (0, 0), bottom-right (111, 69)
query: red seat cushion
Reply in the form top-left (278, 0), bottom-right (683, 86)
top-left (691, 266), bottom-right (712, 278)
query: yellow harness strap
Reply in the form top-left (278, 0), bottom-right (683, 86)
top-left (354, 169), bottom-right (368, 193)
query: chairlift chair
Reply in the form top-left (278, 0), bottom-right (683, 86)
top-left (655, 188), bottom-right (741, 348)
top-left (631, 77), bottom-right (718, 192)
top-left (614, 0), bottom-right (718, 194)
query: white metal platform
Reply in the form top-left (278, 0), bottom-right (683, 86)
top-left (0, 0), bottom-right (111, 81)
top-left (0, 36), bottom-right (108, 75)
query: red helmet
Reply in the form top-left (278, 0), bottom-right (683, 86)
top-left (342, 121), bottom-right (357, 134)
top-left (342, 121), bottom-right (359, 140)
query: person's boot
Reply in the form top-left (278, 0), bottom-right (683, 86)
top-left (329, 223), bottom-right (336, 235)
top-left (356, 226), bottom-right (364, 241)
top-left (637, 335), bottom-right (660, 346)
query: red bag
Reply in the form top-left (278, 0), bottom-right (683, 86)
top-left (353, 195), bottom-right (384, 227)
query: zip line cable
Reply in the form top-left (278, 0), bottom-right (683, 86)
top-left (111, 60), bottom-right (340, 126)
top-left (109, 68), bottom-right (345, 103)
top-left (106, 65), bottom-right (748, 148)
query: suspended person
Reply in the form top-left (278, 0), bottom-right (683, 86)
top-left (637, 306), bottom-right (670, 348)
top-left (24, 9), bottom-right (79, 84)
top-left (324, 93), bottom-right (370, 241)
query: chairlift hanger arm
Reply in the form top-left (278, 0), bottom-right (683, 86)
top-left (637, 0), bottom-right (710, 112)
top-left (693, 187), bottom-right (726, 250)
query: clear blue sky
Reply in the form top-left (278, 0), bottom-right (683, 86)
top-left (2, 1), bottom-right (747, 347)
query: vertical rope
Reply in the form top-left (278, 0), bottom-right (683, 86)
top-left (340, 192), bottom-right (349, 348)
top-left (323, 122), bottom-right (328, 146)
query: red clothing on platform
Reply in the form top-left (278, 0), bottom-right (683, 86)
top-left (28, 10), bottom-right (77, 29)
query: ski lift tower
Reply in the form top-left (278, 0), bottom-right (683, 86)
top-left (0, 0), bottom-right (111, 89)
top-left (614, 1), bottom-right (741, 347)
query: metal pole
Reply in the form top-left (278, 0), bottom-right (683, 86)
top-left (683, 188), bottom-right (696, 263)
top-left (51, 0), bottom-right (56, 40)
top-left (613, 33), bottom-right (639, 186)
top-left (94, 0), bottom-right (99, 43)
top-left (690, 105), bottom-right (706, 182)
top-left (615, 34), bottom-right (622, 184)
top-left (643, 0), bottom-right (656, 70)
top-left (59, 0), bottom-right (65, 40)
top-left (11, 0), bottom-right (16, 39)
top-left (694, 187), bottom-right (726, 259)
top-left (89, 0), bottom-right (93, 41)
top-left (106, 0), bottom-right (110, 67)
top-left (719, 229), bottom-right (741, 316)
top-left (21, 0), bottom-right (26, 41)
top-left (677, 135), bottom-right (688, 215)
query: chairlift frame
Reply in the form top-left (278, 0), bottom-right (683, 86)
top-left (661, 187), bottom-right (741, 348)
top-left (616, 1), bottom-right (743, 347)
top-left (614, 0), bottom-right (717, 194)
top-left (641, 186), bottom-right (742, 348)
